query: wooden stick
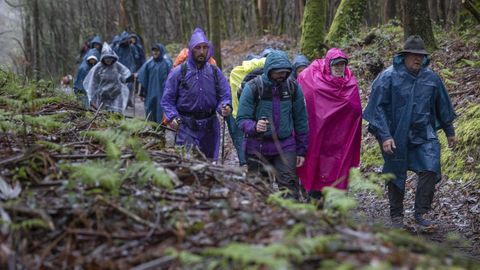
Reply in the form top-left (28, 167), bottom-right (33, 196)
top-left (130, 256), bottom-right (175, 270)
top-left (97, 196), bottom-right (156, 229)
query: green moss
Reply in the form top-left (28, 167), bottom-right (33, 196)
top-left (326, 0), bottom-right (368, 46)
top-left (361, 141), bottom-right (383, 170)
top-left (300, 0), bottom-right (327, 60)
top-left (440, 104), bottom-right (480, 183)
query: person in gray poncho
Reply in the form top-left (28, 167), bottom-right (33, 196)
top-left (83, 42), bottom-right (134, 113)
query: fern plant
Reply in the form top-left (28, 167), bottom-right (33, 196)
top-left (204, 242), bottom-right (291, 269)
top-left (83, 129), bottom-right (129, 160)
top-left (123, 161), bottom-right (174, 189)
top-left (0, 109), bottom-right (17, 133)
top-left (322, 187), bottom-right (357, 216)
top-left (36, 140), bottom-right (72, 154)
top-left (118, 118), bottom-right (151, 134)
top-left (1, 218), bottom-right (50, 232)
top-left (267, 192), bottom-right (317, 213)
top-left (83, 124), bottom-right (152, 161)
top-left (21, 114), bottom-right (65, 133)
top-left (67, 161), bottom-right (123, 195)
top-left (348, 168), bottom-right (389, 196)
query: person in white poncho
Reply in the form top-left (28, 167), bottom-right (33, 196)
top-left (83, 42), bottom-right (134, 113)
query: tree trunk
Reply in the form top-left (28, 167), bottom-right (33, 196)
top-left (327, 0), bottom-right (341, 29)
top-left (258, 0), bottom-right (268, 32)
top-left (384, 0), bottom-right (397, 23)
top-left (428, 0), bottom-right (439, 24)
top-left (402, 0), bottom-right (436, 50)
top-left (439, 0), bottom-right (448, 26)
top-left (32, 0), bottom-right (40, 80)
top-left (130, 0), bottom-right (143, 37)
top-left (209, 0), bottom-right (222, 69)
top-left (22, 7), bottom-right (33, 78)
top-left (300, 0), bottom-right (327, 60)
top-left (298, 0), bottom-right (305, 19)
top-left (119, 0), bottom-right (129, 32)
top-left (325, 0), bottom-right (367, 45)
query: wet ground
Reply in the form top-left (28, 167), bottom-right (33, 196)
top-left (355, 174), bottom-right (480, 261)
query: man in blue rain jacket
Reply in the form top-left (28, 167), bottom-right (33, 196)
top-left (137, 43), bottom-right (172, 123)
top-left (363, 35), bottom-right (457, 228)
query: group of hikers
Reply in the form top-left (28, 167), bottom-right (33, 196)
top-left (71, 28), bottom-right (456, 230)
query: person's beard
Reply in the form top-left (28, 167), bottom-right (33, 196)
top-left (274, 77), bottom-right (286, 84)
top-left (195, 55), bottom-right (206, 64)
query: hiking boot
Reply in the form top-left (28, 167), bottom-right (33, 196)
top-left (414, 213), bottom-right (435, 227)
top-left (391, 216), bottom-right (404, 229)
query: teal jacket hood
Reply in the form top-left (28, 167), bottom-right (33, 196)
top-left (262, 50), bottom-right (292, 83)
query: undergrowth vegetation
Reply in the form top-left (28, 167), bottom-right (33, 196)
top-left (440, 104), bottom-right (480, 184)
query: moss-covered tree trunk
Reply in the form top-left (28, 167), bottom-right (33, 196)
top-left (209, 0), bottom-right (222, 69)
top-left (402, 0), bottom-right (436, 50)
top-left (300, 0), bottom-right (327, 60)
top-left (325, 0), bottom-right (367, 45)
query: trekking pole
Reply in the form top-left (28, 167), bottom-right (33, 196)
top-left (133, 76), bottom-right (137, 117)
top-left (221, 106), bottom-right (227, 164)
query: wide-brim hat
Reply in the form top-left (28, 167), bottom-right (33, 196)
top-left (399, 35), bottom-right (429, 55)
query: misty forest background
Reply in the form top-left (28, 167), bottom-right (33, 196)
top-left (1, 0), bottom-right (478, 79)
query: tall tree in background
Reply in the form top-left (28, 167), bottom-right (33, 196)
top-left (22, 6), bottom-right (33, 78)
top-left (402, 0), bottom-right (436, 50)
top-left (258, 0), bottom-right (268, 33)
top-left (32, 0), bottom-right (40, 80)
top-left (209, 0), bottom-right (222, 68)
top-left (300, 0), bottom-right (327, 60)
top-left (130, 0), bottom-right (143, 38)
top-left (384, 0), bottom-right (397, 22)
top-left (119, 0), bottom-right (130, 32)
top-left (325, 0), bottom-right (367, 45)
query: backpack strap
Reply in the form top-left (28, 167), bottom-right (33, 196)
top-left (285, 78), bottom-right (297, 102)
top-left (211, 64), bottom-right (221, 101)
top-left (246, 75), bottom-right (263, 119)
top-left (179, 62), bottom-right (188, 90)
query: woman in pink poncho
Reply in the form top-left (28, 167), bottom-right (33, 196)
top-left (297, 48), bottom-right (362, 198)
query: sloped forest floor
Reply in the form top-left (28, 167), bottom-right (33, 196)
top-left (0, 25), bottom-right (479, 269)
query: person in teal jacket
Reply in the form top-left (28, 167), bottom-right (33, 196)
top-left (363, 35), bottom-right (457, 229)
top-left (237, 50), bottom-right (309, 200)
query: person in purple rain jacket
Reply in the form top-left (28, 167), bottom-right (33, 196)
top-left (161, 28), bottom-right (232, 161)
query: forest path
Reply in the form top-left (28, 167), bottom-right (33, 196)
top-left (131, 95), bottom-right (480, 261)
top-left (354, 175), bottom-right (480, 260)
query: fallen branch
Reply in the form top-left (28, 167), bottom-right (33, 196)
top-left (97, 196), bottom-right (157, 229)
top-left (52, 153), bottom-right (134, 159)
top-left (450, 89), bottom-right (474, 96)
top-left (66, 228), bottom-right (173, 240)
top-left (130, 256), bottom-right (175, 270)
